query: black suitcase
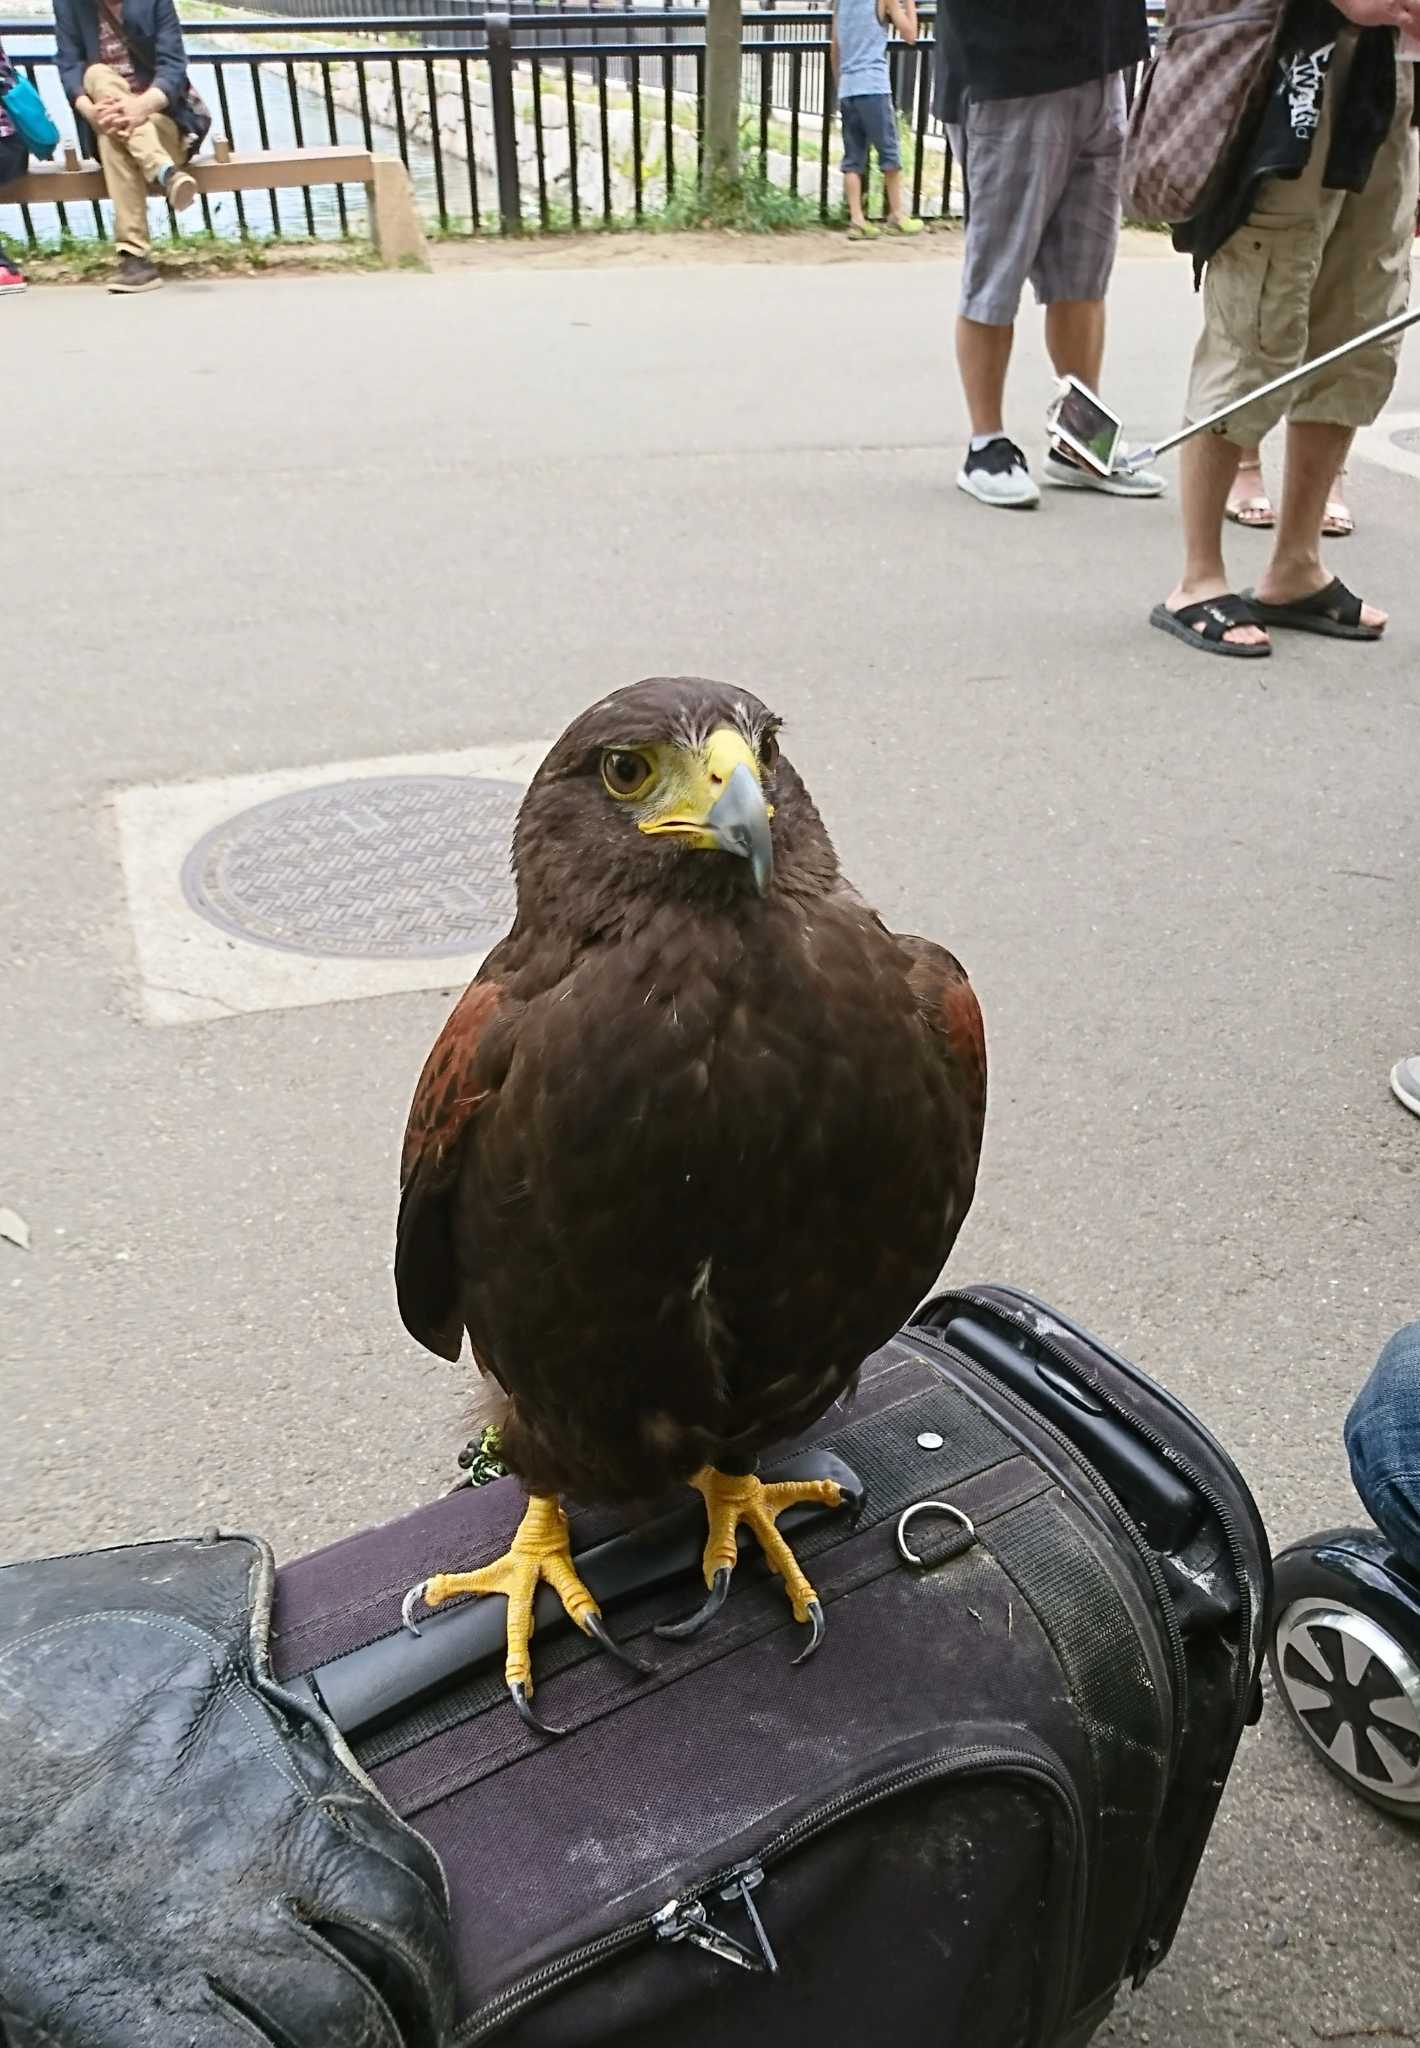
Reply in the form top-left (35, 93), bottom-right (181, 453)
top-left (270, 1285), bottom-right (1271, 2048)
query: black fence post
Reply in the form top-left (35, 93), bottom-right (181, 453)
top-left (486, 9), bottom-right (523, 233)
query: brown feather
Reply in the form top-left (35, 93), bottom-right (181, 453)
top-left (396, 980), bottom-right (506, 1363)
top-left (396, 678), bottom-right (987, 1504)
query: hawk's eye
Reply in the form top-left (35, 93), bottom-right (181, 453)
top-left (759, 730), bottom-right (780, 772)
top-left (601, 749), bottom-right (655, 800)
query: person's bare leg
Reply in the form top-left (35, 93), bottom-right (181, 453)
top-left (1226, 444), bottom-right (1275, 524)
top-left (1044, 299), bottom-right (1106, 392)
top-left (844, 169), bottom-right (868, 231)
top-left (956, 316), bottom-right (1014, 438)
top-left (1255, 421), bottom-right (1385, 628)
top-left (1323, 460), bottom-right (1354, 536)
top-left (1164, 431), bottom-right (1268, 647)
top-left (883, 167), bottom-right (905, 226)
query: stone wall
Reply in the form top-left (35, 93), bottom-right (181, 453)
top-left (196, 32), bottom-right (953, 223)
top-left (199, 37), bottom-right (871, 220)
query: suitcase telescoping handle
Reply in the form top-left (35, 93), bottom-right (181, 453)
top-left (286, 1450), bottom-right (864, 1743)
top-left (929, 1310), bottom-right (1202, 1552)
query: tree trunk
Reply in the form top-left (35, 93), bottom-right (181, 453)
top-left (703, 0), bottom-right (743, 197)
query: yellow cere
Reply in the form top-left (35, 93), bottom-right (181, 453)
top-left (599, 726), bottom-right (774, 844)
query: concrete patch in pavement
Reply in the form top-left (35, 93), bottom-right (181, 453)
top-left (112, 743), bottom-right (547, 1025)
top-left (1350, 409), bottom-right (1420, 483)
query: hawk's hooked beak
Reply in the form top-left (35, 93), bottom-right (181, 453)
top-left (707, 762), bottom-right (773, 897)
top-left (639, 728), bottom-right (775, 896)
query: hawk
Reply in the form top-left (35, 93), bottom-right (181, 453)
top-left (397, 678), bottom-right (986, 1732)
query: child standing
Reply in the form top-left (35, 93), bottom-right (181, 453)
top-left (831, 0), bottom-right (922, 239)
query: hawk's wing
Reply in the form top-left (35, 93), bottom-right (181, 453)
top-left (396, 977), bottom-right (511, 1364)
top-left (894, 931), bottom-right (988, 1231)
top-left (829, 874), bottom-right (986, 1247)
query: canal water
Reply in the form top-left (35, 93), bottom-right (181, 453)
top-left (0, 26), bottom-right (455, 245)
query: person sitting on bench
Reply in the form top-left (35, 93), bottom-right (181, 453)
top-left (54, 0), bottom-right (210, 294)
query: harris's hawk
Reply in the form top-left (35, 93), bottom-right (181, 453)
top-left (397, 677), bottom-right (986, 1733)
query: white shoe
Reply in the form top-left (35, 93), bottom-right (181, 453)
top-left (1391, 1057), bottom-right (1420, 1119)
top-left (1043, 445), bottom-right (1167, 497)
top-left (956, 436), bottom-right (1040, 510)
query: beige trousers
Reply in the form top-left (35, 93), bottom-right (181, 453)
top-left (1187, 35), bottom-right (1419, 446)
top-left (84, 61), bottom-right (184, 257)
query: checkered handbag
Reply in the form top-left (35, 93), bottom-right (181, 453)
top-left (1123, 0), bottom-right (1288, 228)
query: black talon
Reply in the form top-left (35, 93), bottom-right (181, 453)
top-left (582, 1611), bottom-right (657, 1676)
top-left (792, 1599), bottom-right (825, 1666)
top-left (508, 1681), bottom-right (567, 1739)
top-left (655, 1566), bottom-right (733, 1641)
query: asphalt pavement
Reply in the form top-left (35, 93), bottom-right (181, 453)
top-left (3, 239), bottom-right (1418, 2045)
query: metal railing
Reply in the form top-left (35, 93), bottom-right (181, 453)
top-left (0, 7), bottom-right (969, 244)
top-left (0, 5), bottom-right (1169, 246)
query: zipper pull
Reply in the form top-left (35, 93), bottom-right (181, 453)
top-left (652, 1898), bottom-right (762, 1972)
top-left (718, 1860), bottom-right (779, 1975)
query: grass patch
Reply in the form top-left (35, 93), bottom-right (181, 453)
top-left (178, 0), bottom-right (425, 54)
top-left (656, 160), bottom-right (821, 233)
top-left (23, 226), bottom-right (381, 283)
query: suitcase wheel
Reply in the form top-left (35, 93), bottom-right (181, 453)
top-left (1268, 1529), bottom-right (1420, 1820)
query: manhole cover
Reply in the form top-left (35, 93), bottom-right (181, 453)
top-left (1393, 427), bottom-right (1420, 454)
top-left (181, 775), bottom-right (522, 959)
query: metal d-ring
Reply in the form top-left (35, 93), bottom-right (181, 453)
top-left (896, 1500), bottom-right (977, 1568)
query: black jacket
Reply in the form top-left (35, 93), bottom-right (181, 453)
top-left (1177, 3), bottom-right (1400, 267)
top-left (54, 0), bottom-right (207, 159)
top-left (933, 0), bottom-right (1151, 123)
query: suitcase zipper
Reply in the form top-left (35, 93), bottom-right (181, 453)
top-left (931, 1288), bottom-right (1263, 1975)
top-left (456, 1742), bottom-right (1084, 2043)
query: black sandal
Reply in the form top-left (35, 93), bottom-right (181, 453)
top-left (1243, 576), bottom-right (1382, 641)
top-left (1149, 593), bottom-right (1271, 659)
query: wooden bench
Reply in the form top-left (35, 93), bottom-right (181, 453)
top-left (0, 138), bottom-right (429, 269)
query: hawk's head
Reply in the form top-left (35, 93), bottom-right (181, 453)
top-left (512, 678), bottom-right (837, 930)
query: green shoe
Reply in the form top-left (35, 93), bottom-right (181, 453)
top-left (846, 222), bottom-right (881, 241)
top-left (888, 217), bottom-right (924, 236)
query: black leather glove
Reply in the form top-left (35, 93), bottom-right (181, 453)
top-left (0, 1533), bottom-right (454, 2046)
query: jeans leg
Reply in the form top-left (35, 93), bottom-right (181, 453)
top-left (0, 132), bottom-right (26, 267)
top-left (1345, 1320), bottom-right (1420, 1569)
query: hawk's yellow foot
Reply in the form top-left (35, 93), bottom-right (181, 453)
top-left (401, 1493), bottom-right (652, 1737)
top-left (656, 1466), bottom-right (847, 1661)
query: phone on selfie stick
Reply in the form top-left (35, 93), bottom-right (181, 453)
top-left (1045, 376), bottom-right (1125, 478)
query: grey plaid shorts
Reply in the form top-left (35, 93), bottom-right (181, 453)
top-left (948, 73), bottom-right (1127, 325)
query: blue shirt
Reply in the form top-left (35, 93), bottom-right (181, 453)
top-left (836, 0), bottom-right (891, 100)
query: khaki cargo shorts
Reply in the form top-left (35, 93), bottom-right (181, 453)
top-left (1187, 37), bottom-right (1418, 448)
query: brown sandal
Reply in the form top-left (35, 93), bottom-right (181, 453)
top-left (1225, 464), bottom-right (1275, 528)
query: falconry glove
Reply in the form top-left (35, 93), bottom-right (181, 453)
top-left (0, 1533), bottom-right (454, 2048)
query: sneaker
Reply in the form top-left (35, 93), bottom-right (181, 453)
top-left (0, 261), bottom-right (26, 295)
top-left (957, 436), bottom-right (1040, 510)
top-left (1391, 1057), bottom-right (1420, 1119)
top-left (109, 251), bottom-right (162, 294)
top-left (160, 164), bottom-right (199, 213)
top-left (1044, 444), bottom-right (1166, 498)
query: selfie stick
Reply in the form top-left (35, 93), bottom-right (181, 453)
top-left (1116, 303), bottom-right (1420, 473)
